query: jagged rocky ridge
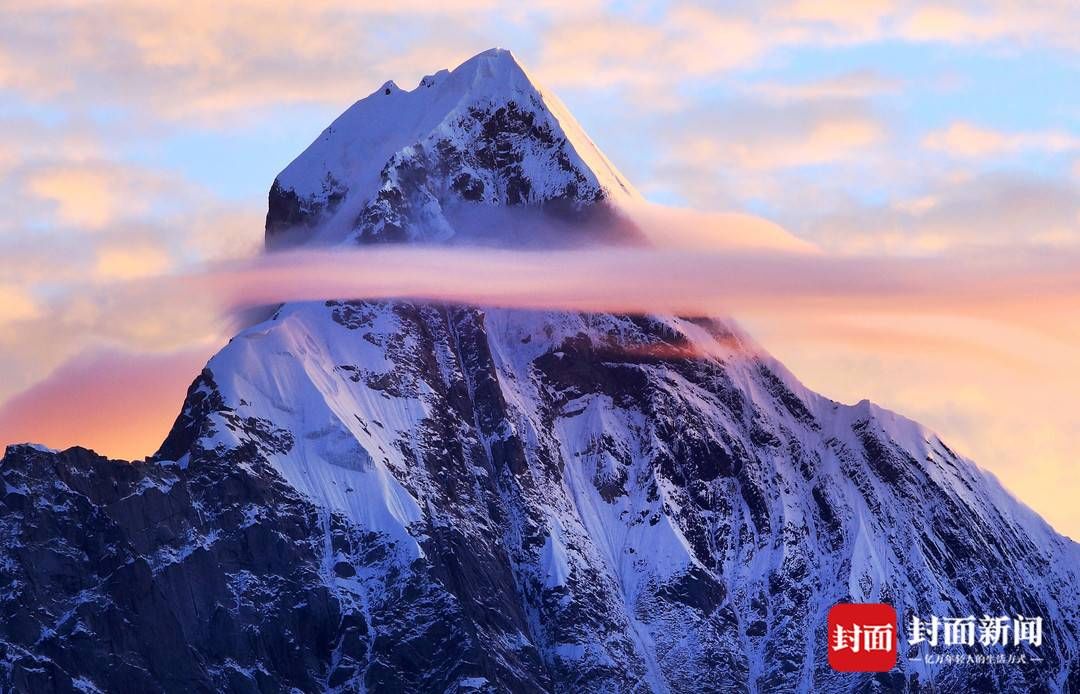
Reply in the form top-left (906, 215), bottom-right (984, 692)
top-left (2, 49), bottom-right (1078, 693)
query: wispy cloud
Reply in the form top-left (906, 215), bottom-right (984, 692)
top-left (2, 0), bottom-right (1075, 125)
top-left (898, 3), bottom-right (1080, 49)
top-left (748, 71), bottom-right (903, 101)
top-left (808, 172), bottom-right (1080, 252)
top-left (0, 0), bottom-right (495, 121)
top-left (0, 131), bottom-right (262, 401)
top-left (536, 8), bottom-right (767, 92)
top-left (924, 122), bottom-right (1080, 158)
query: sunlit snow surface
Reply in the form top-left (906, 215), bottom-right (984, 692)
top-left (182, 297), bottom-right (1080, 691)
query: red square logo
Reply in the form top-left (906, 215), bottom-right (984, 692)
top-left (827, 603), bottom-right (897, 672)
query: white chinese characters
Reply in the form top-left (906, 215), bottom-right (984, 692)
top-left (907, 615), bottom-right (1042, 648)
top-left (832, 623), bottom-right (894, 653)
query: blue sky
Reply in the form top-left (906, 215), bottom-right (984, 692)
top-left (7, 25), bottom-right (1074, 193)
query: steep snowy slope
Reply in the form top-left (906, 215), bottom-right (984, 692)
top-left (140, 300), bottom-right (1079, 692)
top-left (1, 48), bottom-right (1078, 693)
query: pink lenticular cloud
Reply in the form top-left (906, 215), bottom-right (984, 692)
top-left (196, 244), bottom-right (1080, 324)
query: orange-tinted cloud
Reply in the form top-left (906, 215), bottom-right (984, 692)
top-left (20, 161), bottom-right (184, 231)
top-left (0, 284), bottom-right (39, 325)
top-left (26, 167), bottom-right (122, 229)
top-left (0, 0), bottom-right (497, 121)
top-left (749, 70), bottom-right (901, 101)
top-left (0, 347), bottom-right (212, 460)
top-left (898, 4), bottom-right (1078, 48)
top-left (657, 96), bottom-right (888, 190)
top-left (924, 122), bottom-right (1080, 158)
top-left (95, 243), bottom-right (173, 280)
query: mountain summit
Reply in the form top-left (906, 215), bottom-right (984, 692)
top-left (266, 47), bottom-right (638, 248)
top-left (2, 49), bottom-right (1078, 693)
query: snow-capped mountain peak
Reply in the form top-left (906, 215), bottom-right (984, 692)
top-left (2, 48), bottom-right (1078, 694)
top-left (266, 47), bottom-right (640, 248)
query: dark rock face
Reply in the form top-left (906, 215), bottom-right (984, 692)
top-left (350, 98), bottom-right (605, 245)
top-left (265, 179), bottom-right (308, 244)
top-left (0, 444), bottom-right (336, 693)
top-left (265, 176), bottom-right (347, 250)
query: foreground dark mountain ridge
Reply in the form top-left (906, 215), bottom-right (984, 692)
top-left (2, 48), bottom-right (1078, 693)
